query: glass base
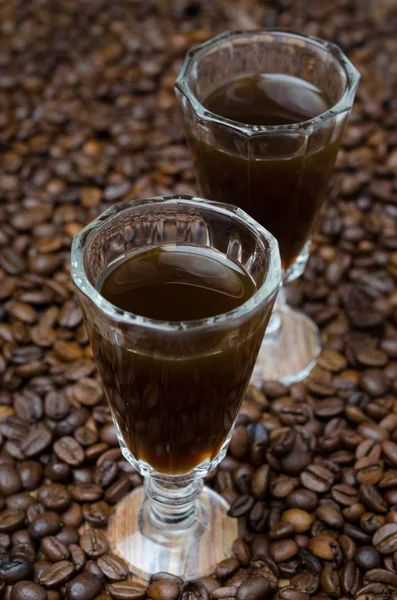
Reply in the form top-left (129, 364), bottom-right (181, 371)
top-left (251, 305), bottom-right (321, 386)
top-left (107, 485), bottom-right (238, 580)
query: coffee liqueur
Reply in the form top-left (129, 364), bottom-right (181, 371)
top-left (195, 73), bottom-right (342, 269)
top-left (93, 244), bottom-right (266, 474)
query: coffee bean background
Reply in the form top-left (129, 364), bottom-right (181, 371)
top-left (1, 0), bottom-right (397, 599)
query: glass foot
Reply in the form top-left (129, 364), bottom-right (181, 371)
top-left (251, 305), bottom-right (321, 386)
top-left (107, 485), bottom-right (238, 580)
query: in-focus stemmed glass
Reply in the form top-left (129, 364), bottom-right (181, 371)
top-left (71, 194), bottom-right (281, 579)
top-left (175, 30), bottom-right (360, 385)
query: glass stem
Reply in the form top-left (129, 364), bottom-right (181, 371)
top-left (145, 477), bottom-right (204, 529)
top-left (264, 284), bottom-right (286, 339)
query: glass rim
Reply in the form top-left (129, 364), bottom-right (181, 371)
top-left (175, 29), bottom-right (361, 135)
top-left (71, 194), bottom-right (281, 332)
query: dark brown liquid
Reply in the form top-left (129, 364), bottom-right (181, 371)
top-left (92, 245), bottom-right (268, 475)
top-left (194, 74), bottom-right (342, 269)
top-left (100, 246), bottom-right (255, 320)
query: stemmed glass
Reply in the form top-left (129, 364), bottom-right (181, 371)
top-left (175, 30), bottom-right (360, 385)
top-left (71, 194), bottom-right (281, 579)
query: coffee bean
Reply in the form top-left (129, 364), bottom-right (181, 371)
top-left (104, 475), bottom-right (131, 505)
top-left (215, 558), bottom-right (240, 580)
top-left (315, 505), bottom-right (344, 528)
top-left (228, 495), bottom-right (254, 518)
top-left (0, 551), bottom-right (33, 584)
top-left (363, 567), bottom-right (397, 586)
top-left (360, 484), bottom-right (387, 513)
top-left (10, 581), bottom-right (47, 600)
top-left (45, 463), bottom-right (71, 483)
top-left (108, 582), bottom-right (148, 600)
top-left (97, 553), bottom-right (128, 582)
top-left (251, 465), bottom-right (270, 500)
top-left (232, 539), bottom-right (251, 566)
top-left (331, 484), bottom-right (359, 506)
top-left (69, 544), bottom-right (86, 573)
top-left (71, 483), bottom-right (102, 502)
top-left (38, 484), bottom-right (71, 512)
top-left (53, 437), bottom-right (84, 466)
top-left (61, 503), bottom-right (83, 527)
top-left (44, 392), bottom-right (70, 421)
top-left (300, 465), bottom-right (334, 493)
top-left (56, 525), bottom-right (79, 546)
top-left (21, 425), bottom-right (52, 458)
top-left (281, 509), bottom-right (313, 533)
top-left (65, 572), bottom-right (104, 600)
top-left (0, 465), bottom-right (22, 496)
top-left (373, 523), bottom-right (397, 554)
top-left (41, 536), bottom-right (70, 562)
top-left (74, 427), bottom-right (98, 447)
top-left (82, 500), bottom-right (110, 527)
top-left (308, 536), bottom-right (341, 560)
top-left (147, 580), bottom-right (180, 600)
top-left (355, 545), bottom-right (381, 568)
top-left (79, 528), bottom-right (108, 558)
top-left (73, 378), bottom-right (103, 407)
top-left (28, 512), bottom-right (61, 539)
top-left (0, 509), bottom-right (25, 533)
top-left (38, 560), bottom-right (75, 588)
top-left (18, 462), bottom-right (43, 491)
top-left (235, 577), bottom-right (272, 600)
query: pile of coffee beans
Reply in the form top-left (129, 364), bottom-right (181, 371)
top-left (1, 0), bottom-right (397, 598)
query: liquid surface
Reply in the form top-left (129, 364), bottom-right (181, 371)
top-left (194, 73), bottom-right (341, 269)
top-left (205, 74), bottom-right (329, 126)
top-left (92, 245), bottom-right (269, 474)
top-left (100, 245), bottom-right (255, 320)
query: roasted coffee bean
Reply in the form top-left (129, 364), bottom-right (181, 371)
top-left (56, 525), bottom-right (79, 546)
top-left (82, 500), bottom-right (110, 527)
top-left (0, 509), bottom-right (25, 533)
top-left (97, 553), bottom-right (128, 582)
top-left (281, 509), bottom-right (313, 533)
top-left (0, 552), bottom-right (33, 584)
top-left (18, 462), bottom-right (43, 491)
top-left (147, 580), bottom-right (180, 600)
top-left (61, 503), bottom-right (83, 528)
top-left (108, 582), bottom-right (148, 600)
top-left (41, 536), bottom-right (70, 562)
top-left (210, 586), bottom-right (236, 599)
top-left (0, 465), bottom-right (22, 496)
top-left (215, 558), bottom-right (240, 580)
top-left (373, 523), bottom-right (397, 554)
top-left (38, 484), bottom-right (71, 512)
top-left (232, 539), bottom-right (251, 566)
top-left (38, 560), bottom-right (75, 588)
top-left (44, 392), bottom-right (70, 421)
top-left (360, 484), bottom-right (387, 513)
top-left (65, 572), bottom-right (104, 600)
top-left (10, 581), bottom-right (47, 600)
top-left (21, 425), bottom-right (52, 458)
top-left (320, 564), bottom-right (340, 597)
top-left (286, 489), bottom-right (318, 512)
top-left (235, 577), bottom-right (272, 600)
top-left (177, 581), bottom-right (210, 600)
top-left (104, 475), bottom-right (131, 505)
top-left (79, 528), bottom-right (108, 558)
top-left (354, 545), bottom-right (381, 568)
top-left (228, 495), bottom-right (254, 518)
top-left (308, 535), bottom-right (340, 560)
top-left (69, 544), bottom-right (86, 573)
top-left (53, 437), bottom-right (84, 466)
top-left (300, 465), bottom-right (334, 493)
top-left (44, 463), bottom-right (71, 483)
top-left (28, 512), bottom-right (60, 539)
